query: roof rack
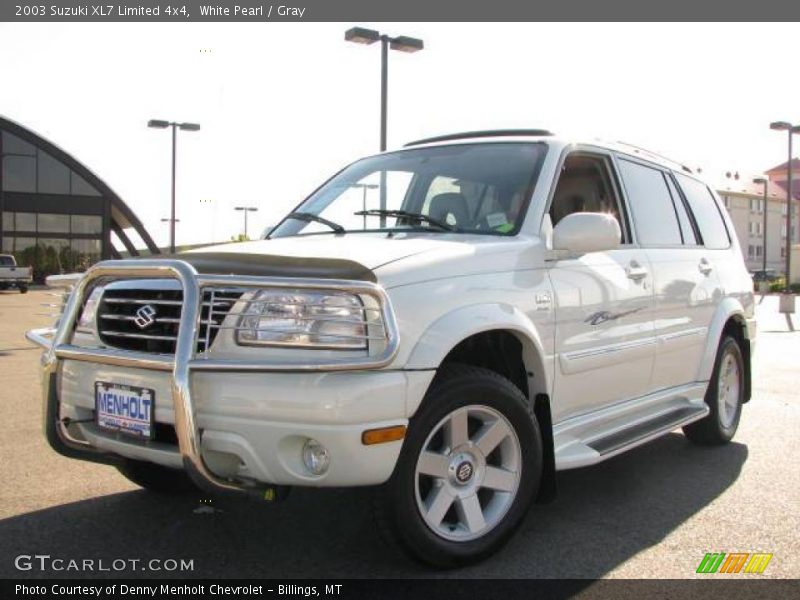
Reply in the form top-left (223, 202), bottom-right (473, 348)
top-left (614, 141), bottom-right (693, 174)
top-left (404, 129), bottom-right (554, 147)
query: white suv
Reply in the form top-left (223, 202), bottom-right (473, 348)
top-left (28, 130), bottom-right (756, 567)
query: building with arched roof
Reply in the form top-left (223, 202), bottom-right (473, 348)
top-left (0, 115), bottom-right (159, 281)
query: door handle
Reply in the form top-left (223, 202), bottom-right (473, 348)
top-left (698, 258), bottom-right (713, 275)
top-left (626, 261), bottom-right (648, 282)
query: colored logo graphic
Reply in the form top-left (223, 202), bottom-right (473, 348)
top-left (696, 552), bottom-right (773, 574)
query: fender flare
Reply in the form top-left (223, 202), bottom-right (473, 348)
top-left (404, 302), bottom-right (552, 398)
top-left (697, 296), bottom-right (747, 383)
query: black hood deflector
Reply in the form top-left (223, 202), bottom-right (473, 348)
top-left (157, 252), bottom-right (376, 283)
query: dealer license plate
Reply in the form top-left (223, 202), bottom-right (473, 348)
top-left (95, 382), bottom-right (154, 439)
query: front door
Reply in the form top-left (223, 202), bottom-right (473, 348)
top-left (547, 151), bottom-right (656, 423)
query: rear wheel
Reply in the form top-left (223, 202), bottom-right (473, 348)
top-left (375, 364), bottom-right (542, 567)
top-left (683, 335), bottom-right (744, 445)
top-left (117, 460), bottom-right (198, 494)
top-left (19, 285), bottom-right (28, 294)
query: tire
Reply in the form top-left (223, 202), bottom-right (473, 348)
top-left (117, 460), bottom-right (199, 494)
top-left (19, 285), bottom-right (28, 294)
top-left (683, 335), bottom-right (745, 446)
top-left (374, 364), bottom-right (542, 567)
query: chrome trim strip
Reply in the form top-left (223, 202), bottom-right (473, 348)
top-left (102, 297), bottom-right (183, 306)
top-left (559, 337), bottom-right (658, 376)
top-left (55, 344), bottom-right (174, 371)
top-left (99, 314), bottom-right (182, 324)
top-left (36, 258), bottom-right (401, 495)
top-left (99, 330), bottom-right (179, 341)
top-left (657, 327), bottom-right (708, 343)
top-left (563, 337), bottom-right (657, 360)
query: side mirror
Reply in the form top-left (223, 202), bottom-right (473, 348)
top-left (552, 212), bottom-right (621, 254)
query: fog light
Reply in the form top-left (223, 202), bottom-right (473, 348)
top-left (302, 439), bottom-right (330, 476)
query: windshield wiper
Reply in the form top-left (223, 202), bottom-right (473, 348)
top-left (287, 212), bottom-right (345, 234)
top-left (354, 209), bottom-right (456, 232)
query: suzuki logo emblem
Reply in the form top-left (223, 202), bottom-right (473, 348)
top-left (456, 461), bottom-right (474, 483)
top-left (133, 305), bottom-right (157, 329)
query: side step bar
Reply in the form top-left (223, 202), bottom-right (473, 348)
top-left (587, 405), bottom-right (707, 457)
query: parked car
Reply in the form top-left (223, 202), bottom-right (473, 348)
top-left (0, 254), bottom-right (31, 293)
top-left (750, 268), bottom-right (780, 282)
top-left (28, 130), bottom-right (756, 567)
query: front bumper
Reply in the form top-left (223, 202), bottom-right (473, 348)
top-left (56, 362), bottom-right (429, 486)
top-left (29, 259), bottom-right (423, 494)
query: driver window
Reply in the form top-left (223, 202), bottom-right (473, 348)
top-left (549, 154), bottom-right (627, 243)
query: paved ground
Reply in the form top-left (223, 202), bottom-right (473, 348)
top-left (0, 289), bottom-right (798, 579)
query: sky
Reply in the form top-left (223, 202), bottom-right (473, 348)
top-left (1, 22), bottom-right (798, 248)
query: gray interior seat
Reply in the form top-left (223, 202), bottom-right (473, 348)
top-left (429, 192), bottom-right (471, 228)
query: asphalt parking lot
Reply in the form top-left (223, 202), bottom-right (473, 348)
top-left (0, 289), bottom-right (798, 579)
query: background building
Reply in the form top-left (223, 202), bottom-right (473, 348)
top-left (0, 116), bottom-right (158, 281)
top-left (716, 174), bottom-right (786, 272)
top-left (715, 161), bottom-right (799, 275)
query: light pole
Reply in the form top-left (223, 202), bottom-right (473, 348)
top-left (148, 119), bottom-right (201, 254)
top-left (344, 27), bottom-right (424, 152)
top-left (345, 27), bottom-right (422, 228)
top-left (753, 177), bottom-right (769, 273)
top-left (234, 206), bottom-right (258, 239)
top-left (349, 183), bottom-right (379, 228)
top-left (769, 121), bottom-right (800, 289)
top-left (160, 218), bottom-right (180, 251)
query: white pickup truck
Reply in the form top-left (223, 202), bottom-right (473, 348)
top-left (28, 130), bottom-right (755, 566)
top-left (0, 254), bottom-right (31, 293)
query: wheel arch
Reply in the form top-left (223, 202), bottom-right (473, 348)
top-left (699, 298), bottom-right (752, 402)
top-left (404, 303), bottom-right (556, 502)
top-left (404, 303), bottom-right (552, 402)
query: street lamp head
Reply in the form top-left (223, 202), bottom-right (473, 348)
top-left (770, 121), bottom-right (792, 131)
top-left (179, 122), bottom-right (201, 132)
top-left (390, 36), bottom-right (424, 53)
top-left (148, 119), bottom-right (170, 129)
top-left (345, 27), bottom-right (381, 45)
top-left (753, 177), bottom-right (767, 185)
top-left (234, 206), bottom-right (258, 212)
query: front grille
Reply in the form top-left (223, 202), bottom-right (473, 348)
top-left (96, 286), bottom-right (241, 354)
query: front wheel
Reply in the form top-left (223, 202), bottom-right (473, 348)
top-left (375, 364), bottom-right (542, 567)
top-left (683, 335), bottom-right (745, 445)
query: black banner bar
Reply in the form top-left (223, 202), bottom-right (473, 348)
top-left (3, 0), bottom-right (800, 22)
top-left (4, 579), bottom-right (800, 600)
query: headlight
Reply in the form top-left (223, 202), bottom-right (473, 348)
top-left (76, 285), bottom-right (104, 333)
top-left (235, 289), bottom-right (368, 350)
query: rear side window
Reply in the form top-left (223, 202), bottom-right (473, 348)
top-left (675, 174), bottom-right (731, 249)
top-left (617, 159), bottom-right (682, 246)
top-left (665, 175), bottom-right (699, 245)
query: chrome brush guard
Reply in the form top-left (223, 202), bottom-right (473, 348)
top-left (26, 259), bottom-right (400, 494)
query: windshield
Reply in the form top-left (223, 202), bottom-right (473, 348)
top-left (271, 142), bottom-right (547, 238)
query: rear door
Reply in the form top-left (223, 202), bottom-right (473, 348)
top-left (616, 158), bottom-right (723, 392)
top-left (547, 150), bottom-right (656, 422)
